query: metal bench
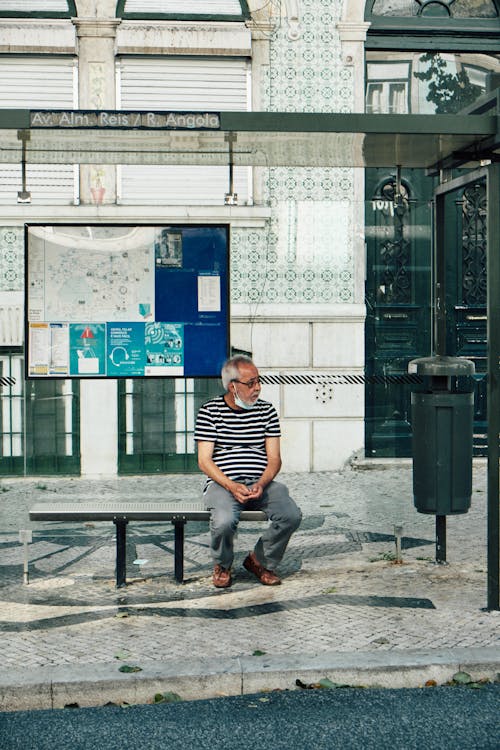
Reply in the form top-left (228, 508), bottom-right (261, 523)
top-left (29, 502), bottom-right (266, 587)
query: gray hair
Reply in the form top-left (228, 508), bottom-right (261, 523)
top-left (221, 355), bottom-right (254, 390)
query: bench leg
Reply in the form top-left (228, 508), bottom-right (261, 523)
top-left (113, 517), bottom-right (128, 588)
top-left (172, 520), bottom-right (186, 583)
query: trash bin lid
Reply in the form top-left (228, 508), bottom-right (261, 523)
top-left (408, 355), bottom-right (475, 376)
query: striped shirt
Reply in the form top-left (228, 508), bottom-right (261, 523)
top-left (194, 395), bottom-right (281, 485)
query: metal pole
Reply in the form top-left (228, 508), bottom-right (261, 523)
top-left (173, 520), bottom-right (186, 583)
top-left (434, 188), bottom-right (447, 561)
top-left (19, 529), bottom-right (32, 584)
top-left (486, 162), bottom-right (500, 611)
top-left (434, 190), bottom-right (447, 358)
top-left (435, 515), bottom-right (447, 563)
top-left (113, 517), bottom-right (128, 589)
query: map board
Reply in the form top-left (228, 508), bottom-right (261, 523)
top-left (25, 224), bottom-right (229, 379)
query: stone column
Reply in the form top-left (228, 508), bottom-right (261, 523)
top-left (336, 22), bottom-right (371, 113)
top-left (72, 15), bottom-right (120, 205)
top-left (73, 4), bottom-right (120, 477)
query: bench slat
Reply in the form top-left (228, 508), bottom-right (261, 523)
top-left (29, 502), bottom-right (267, 523)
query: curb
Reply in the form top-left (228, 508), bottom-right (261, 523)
top-left (1, 647), bottom-right (499, 712)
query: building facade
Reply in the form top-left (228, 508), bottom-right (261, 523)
top-left (0, 0), bottom-right (498, 476)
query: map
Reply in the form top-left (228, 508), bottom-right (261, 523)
top-left (27, 225), bottom-right (155, 323)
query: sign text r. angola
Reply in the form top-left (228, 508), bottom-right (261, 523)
top-left (30, 110), bottom-right (221, 130)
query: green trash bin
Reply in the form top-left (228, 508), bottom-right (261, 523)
top-left (409, 355), bottom-right (475, 515)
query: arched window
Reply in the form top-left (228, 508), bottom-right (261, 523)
top-left (370, 0), bottom-right (497, 17)
top-left (365, 0), bottom-right (500, 114)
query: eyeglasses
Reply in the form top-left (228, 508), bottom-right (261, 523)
top-left (232, 377), bottom-right (261, 389)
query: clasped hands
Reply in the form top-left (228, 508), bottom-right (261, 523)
top-left (230, 481), bottom-right (263, 504)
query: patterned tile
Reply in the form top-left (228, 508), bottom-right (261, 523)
top-left (0, 228), bottom-right (23, 292)
top-left (232, 0), bottom-right (355, 305)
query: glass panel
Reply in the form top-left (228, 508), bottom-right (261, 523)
top-left (450, 0), bottom-right (497, 17)
top-left (371, 0), bottom-right (418, 15)
top-left (366, 51), bottom-right (500, 113)
top-left (370, 0), bottom-right (497, 17)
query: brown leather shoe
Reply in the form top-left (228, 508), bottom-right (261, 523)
top-left (213, 564), bottom-right (232, 588)
top-left (243, 552), bottom-right (281, 586)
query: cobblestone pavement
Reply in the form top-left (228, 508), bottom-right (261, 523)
top-left (0, 461), bottom-right (499, 705)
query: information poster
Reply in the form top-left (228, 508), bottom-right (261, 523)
top-left (26, 224), bottom-right (229, 378)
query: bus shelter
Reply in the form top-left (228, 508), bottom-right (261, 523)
top-left (0, 97), bottom-right (499, 610)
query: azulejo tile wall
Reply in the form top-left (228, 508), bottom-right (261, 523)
top-left (0, 228), bottom-right (23, 292)
top-left (232, 0), bottom-right (356, 305)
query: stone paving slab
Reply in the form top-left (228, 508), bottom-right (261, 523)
top-left (0, 462), bottom-right (498, 709)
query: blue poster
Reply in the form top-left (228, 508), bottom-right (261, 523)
top-left (106, 323), bottom-right (146, 376)
top-left (69, 324), bottom-right (106, 376)
top-left (144, 322), bottom-right (184, 376)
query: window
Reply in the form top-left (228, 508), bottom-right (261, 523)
top-left (366, 62), bottom-right (410, 113)
top-left (365, 1), bottom-right (500, 115)
top-left (365, 51), bottom-right (500, 114)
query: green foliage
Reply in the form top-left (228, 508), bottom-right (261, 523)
top-left (118, 664), bottom-right (142, 673)
top-left (414, 53), bottom-right (482, 114)
top-left (370, 550), bottom-right (397, 562)
top-left (154, 692), bottom-right (183, 703)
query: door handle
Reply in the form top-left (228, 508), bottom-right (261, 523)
top-left (466, 315), bottom-right (487, 321)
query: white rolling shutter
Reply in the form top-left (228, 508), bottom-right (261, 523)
top-left (0, 165), bottom-right (77, 206)
top-left (119, 165), bottom-right (248, 206)
top-left (118, 57), bottom-right (251, 205)
top-left (122, 1), bottom-right (244, 14)
top-left (0, 57), bottom-right (76, 205)
top-left (119, 58), bottom-right (249, 111)
top-left (0, 57), bottom-right (75, 107)
top-left (0, 1), bottom-right (70, 13)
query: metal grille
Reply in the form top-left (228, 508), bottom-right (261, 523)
top-left (461, 182), bottom-right (487, 306)
top-left (118, 377), bottom-right (221, 474)
top-left (377, 179), bottom-right (412, 304)
top-left (0, 353), bottom-right (80, 475)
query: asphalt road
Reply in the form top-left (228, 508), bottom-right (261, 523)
top-left (0, 684), bottom-right (498, 750)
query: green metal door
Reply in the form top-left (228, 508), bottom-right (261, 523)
top-left (365, 168), bottom-right (434, 456)
top-left (442, 175), bottom-right (487, 454)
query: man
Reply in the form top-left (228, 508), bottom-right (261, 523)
top-left (195, 355), bottom-right (302, 588)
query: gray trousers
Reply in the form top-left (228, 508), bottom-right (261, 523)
top-left (204, 479), bottom-right (302, 570)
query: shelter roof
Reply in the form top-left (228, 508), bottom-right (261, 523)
top-left (0, 108), bottom-right (499, 172)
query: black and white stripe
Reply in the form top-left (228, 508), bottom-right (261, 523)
top-left (194, 395), bottom-right (280, 483)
